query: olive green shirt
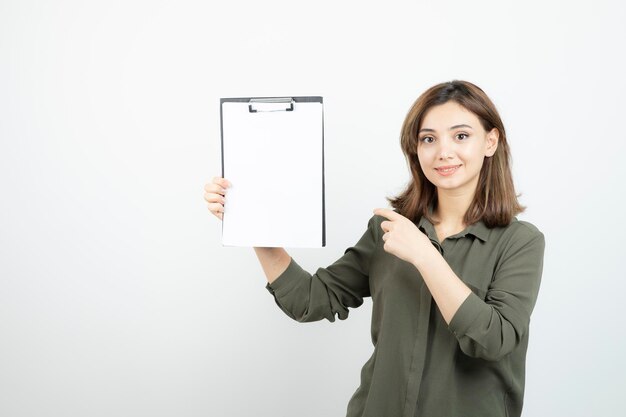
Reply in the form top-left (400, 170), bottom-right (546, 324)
top-left (265, 206), bottom-right (545, 417)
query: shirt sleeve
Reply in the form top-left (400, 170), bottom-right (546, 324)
top-left (448, 223), bottom-right (546, 361)
top-left (264, 215), bottom-right (380, 323)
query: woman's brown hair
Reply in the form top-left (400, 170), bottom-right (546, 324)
top-left (387, 80), bottom-right (525, 228)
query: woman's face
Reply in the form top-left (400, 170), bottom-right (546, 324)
top-left (417, 101), bottom-right (499, 195)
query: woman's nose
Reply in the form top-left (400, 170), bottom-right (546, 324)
top-left (437, 139), bottom-right (455, 159)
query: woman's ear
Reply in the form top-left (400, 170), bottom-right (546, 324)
top-left (485, 128), bottom-right (499, 157)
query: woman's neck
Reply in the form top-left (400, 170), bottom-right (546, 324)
top-left (433, 189), bottom-right (474, 227)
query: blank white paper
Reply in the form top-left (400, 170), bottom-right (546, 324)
top-left (220, 99), bottom-right (324, 247)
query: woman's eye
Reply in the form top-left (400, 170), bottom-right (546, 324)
top-left (456, 133), bottom-right (469, 140)
top-left (420, 136), bottom-right (434, 143)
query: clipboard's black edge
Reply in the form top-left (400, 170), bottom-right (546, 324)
top-left (220, 96), bottom-right (326, 248)
top-left (220, 96), bottom-right (323, 104)
top-left (321, 101), bottom-right (326, 247)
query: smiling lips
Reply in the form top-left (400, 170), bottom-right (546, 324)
top-left (435, 164), bottom-right (462, 176)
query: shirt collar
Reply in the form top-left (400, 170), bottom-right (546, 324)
top-left (416, 202), bottom-right (490, 243)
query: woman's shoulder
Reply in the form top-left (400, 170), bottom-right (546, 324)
top-left (509, 217), bottom-right (543, 235)
top-left (496, 217), bottom-right (545, 248)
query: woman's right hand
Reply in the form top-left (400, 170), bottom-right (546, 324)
top-left (204, 177), bottom-right (231, 221)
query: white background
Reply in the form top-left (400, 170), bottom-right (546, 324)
top-left (1, 1), bottom-right (624, 416)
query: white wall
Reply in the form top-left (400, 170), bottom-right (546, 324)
top-left (1, 1), bottom-right (624, 416)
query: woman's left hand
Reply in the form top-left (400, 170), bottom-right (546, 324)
top-left (373, 208), bottom-right (435, 267)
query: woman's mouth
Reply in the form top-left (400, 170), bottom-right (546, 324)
top-left (435, 164), bottom-right (461, 176)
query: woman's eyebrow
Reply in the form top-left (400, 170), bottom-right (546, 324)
top-left (418, 124), bottom-right (474, 133)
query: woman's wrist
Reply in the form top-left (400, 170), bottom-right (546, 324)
top-left (412, 243), bottom-right (439, 271)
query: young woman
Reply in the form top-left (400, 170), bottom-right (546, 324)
top-left (204, 80), bottom-right (545, 417)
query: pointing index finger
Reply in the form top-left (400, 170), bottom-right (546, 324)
top-left (373, 208), bottom-right (399, 220)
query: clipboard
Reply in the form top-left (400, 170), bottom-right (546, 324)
top-left (220, 96), bottom-right (325, 248)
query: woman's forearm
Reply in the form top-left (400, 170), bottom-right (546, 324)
top-left (413, 245), bottom-right (472, 325)
top-left (253, 247), bottom-right (292, 284)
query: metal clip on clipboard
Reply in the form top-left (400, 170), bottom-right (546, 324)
top-left (248, 97), bottom-right (295, 113)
